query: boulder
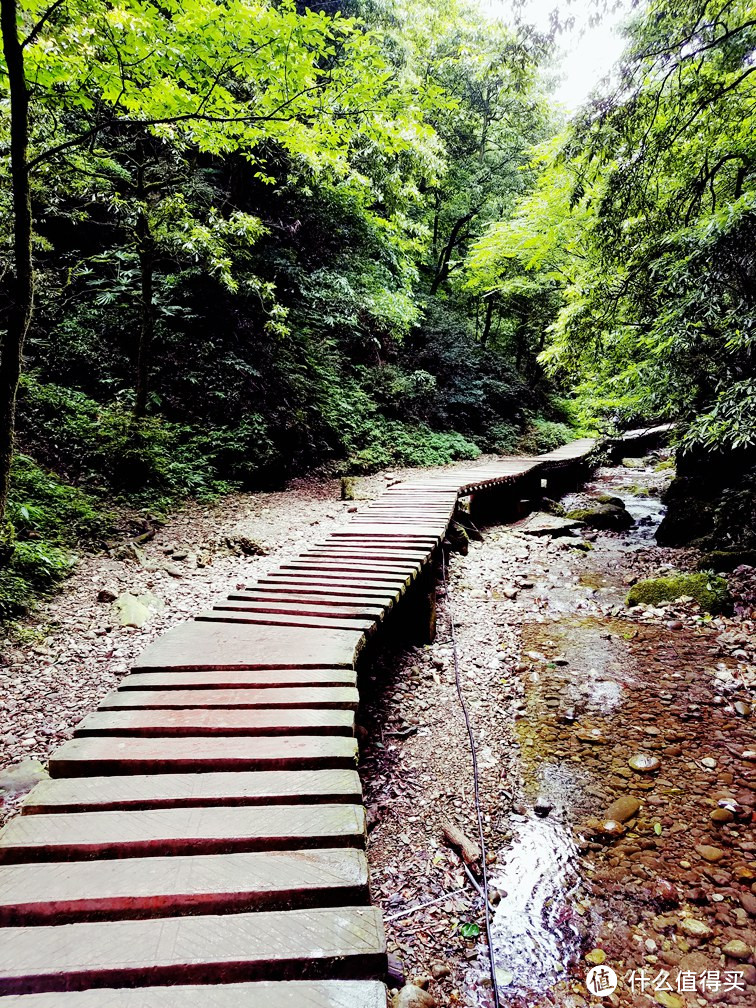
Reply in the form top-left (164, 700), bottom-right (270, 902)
top-left (0, 759), bottom-right (49, 799)
top-left (392, 985), bottom-right (436, 1008)
top-left (625, 572), bottom-right (730, 613)
top-left (519, 512), bottom-right (585, 536)
top-left (566, 503), bottom-right (635, 531)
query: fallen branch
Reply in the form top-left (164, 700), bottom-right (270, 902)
top-left (440, 819), bottom-right (481, 866)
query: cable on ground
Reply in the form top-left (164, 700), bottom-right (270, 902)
top-left (441, 548), bottom-right (502, 1008)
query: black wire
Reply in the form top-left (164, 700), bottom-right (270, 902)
top-left (441, 549), bottom-right (502, 1008)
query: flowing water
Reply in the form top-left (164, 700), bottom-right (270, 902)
top-left (486, 458), bottom-right (672, 1005)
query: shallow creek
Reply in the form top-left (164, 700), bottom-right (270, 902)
top-left (364, 454), bottom-right (755, 1008)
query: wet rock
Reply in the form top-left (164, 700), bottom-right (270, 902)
top-left (695, 844), bottom-right (724, 863)
top-left (585, 948), bottom-right (606, 965)
top-left (678, 917), bottom-right (713, 940)
top-left (519, 513), bottom-right (585, 537)
top-left (626, 572), bottom-right (730, 613)
top-left (596, 494), bottom-right (625, 507)
top-left (539, 497), bottom-right (567, 517)
top-left (391, 985), bottom-right (436, 1008)
top-left (604, 795), bottom-right (641, 823)
top-left (648, 878), bottom-right (680, 907)
top-left (577, 727), bottom-right (609, 744)
top-left (628, 753), bottom-right (661, 774)
top-left (566, 503), bottom-right (635, 531)
top-left (721, 939), bottom-right (751, 960)
top-left (734, 701), bottom-right (751, 717)
top-left (534, 795), bottom-right (553, 817)
top-left (585, 818), bottom-right (626, 841)
top-left (710, 807), bottom-right (734, 824)
top-left (739, 891), bottom-right (756, 916)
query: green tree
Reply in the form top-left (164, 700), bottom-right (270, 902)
top-left (1, 0), bottom-right (429, 526)
top-left (471, 0), bottom-right (756, 444)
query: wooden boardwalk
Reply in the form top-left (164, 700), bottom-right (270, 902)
top-left (0, 440), bottom-right (596, 1004)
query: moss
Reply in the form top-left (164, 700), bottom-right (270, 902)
top-left (697, 550), bottom-right (756, 572)
top-left (626, 572), bottom-right (731, 613)
top-left (624, 484), bottom-right (651, 497)
top-left (596, 494), bottom-right (625, 506)
top-left (654, 458), bottom-right (675, 471)
top-left (566, 503), bottom-right (635, 530)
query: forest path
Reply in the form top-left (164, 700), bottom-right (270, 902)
top-left (1, 456), bottom-right (508, 810)
top-left (0, 442), bottom-right (596, 1002)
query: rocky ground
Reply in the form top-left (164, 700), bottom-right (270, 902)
top-left (361, 454), bottom-right (756, 1008)
top-left (0, 450), bottom-right (754, 1008)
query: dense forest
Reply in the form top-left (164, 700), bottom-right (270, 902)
top-left (1, 0), bottom-right (754, 615)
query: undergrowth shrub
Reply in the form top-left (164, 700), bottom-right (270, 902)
top-left (345, 419), bottom-right (480, 472)
top-left (1, 455), bottom-right (109, 618)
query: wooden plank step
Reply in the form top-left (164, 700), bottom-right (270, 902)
top-left (215, 599), bottom-right (386, 620)
top-left (329, 538), bottom-right (438, 548)
top-left (225, 592), bottom-right (393, 615)
top-left (0, 848), bottom-right (369, 924)
top-left (48, 736), bottom-right (359, 777)
top-left (119, 668), bottom-right (357, 689)
top-left (0, 906), bottom-right (386, 993)
top-left (99, 686), bottom-right (360, 710)
top-left (258, 575), bottom-right (409, 593)
top-left (193, 610), bottom-right (376, 634)
top-left (305, 547), bottom-right (429, 561)
top-left (0, 804), bottom-right (366, 862)
top-left (0, 980), bottom-right (388, 1007)
top-left (251, 582), bottom-right (403, 601)
top-left (22, 770), bottom-right (362, 815)
top-left (132, 622), bottom-right (364, 672)
top-left (279, 561), bottom-right (419, 576)
top-left (75, 709), bottom-right (356, 738)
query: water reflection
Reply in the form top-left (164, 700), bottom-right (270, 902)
top-left (489, 813), bottom-right (583, 1002)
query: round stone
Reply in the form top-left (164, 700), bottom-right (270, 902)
top-left (695, 844), bottom-right (724, 863)
top-left (710, 808), bottom-right (734, 824)
top-left (721, 939), bottom-right (751, 960)
top-left (678, 918), bottom-right (712, 940)
top-left (628, 753), bottom-right (661, 774)
top-left (585, 948), bottom-right (606, 965)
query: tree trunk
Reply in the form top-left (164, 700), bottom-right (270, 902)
top-left (133, 209), bottom-right (154, 420)
top-left (481, 295), bottom-right (494, 349)
top-left (430, 211), bottom-right (476, 296)
top-left (0, 0), bottom-right (33, 532)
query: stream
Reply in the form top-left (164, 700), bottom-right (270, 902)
top-left (364, 450), bottom-right (755, 1008)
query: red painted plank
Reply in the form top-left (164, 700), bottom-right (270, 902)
top-left (0, 906), bottom-right (386, 993)
top-left (99, 686), bottom-right (360, 710)
top-left (0, 848), bottom-right (369, 923)
top-left (48, 736), bottom-right (359, 777)
top-left (75, 708), bottom-right (356, 738)
top-left (0, 804), bottom-right (366, 862)
top-left (0, 980), bottom-right (388, 1007)
top-left (22, 770), bottom-right (362, 814)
